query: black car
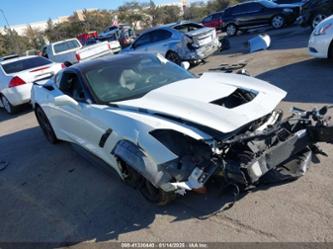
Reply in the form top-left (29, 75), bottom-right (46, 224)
top-left (272, 0), bottom-right (304, 4)
top-left (222, 0), bottom-right (300, 36)
top-left (298, 0), bottom-right (333, 28)
top-left (202, 12), bottom-right (224, 29)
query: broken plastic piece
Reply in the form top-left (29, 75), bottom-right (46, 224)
top-left (209, 63), bottom-right (247, 73)
top-left (247, 33), bottom-right (271, 53)
top-left (181, 61), bottom-right (190, 70)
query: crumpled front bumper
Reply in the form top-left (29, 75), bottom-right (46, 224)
top-left (162, 106), bottom-right (333, 195)
top-left (223, 114), bottom-right (333, 186)
top-left (224, 129), bottom-right (313, 185)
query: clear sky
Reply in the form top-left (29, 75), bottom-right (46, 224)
top-left (0, 0), bottom-right (183, 27)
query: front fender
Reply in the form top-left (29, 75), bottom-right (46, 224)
top-left (112, 140), bottom-right (171, 186)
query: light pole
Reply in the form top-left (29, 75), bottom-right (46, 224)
top-left (0, 9), bottom-right (19, 54)
top-left (0, 9), bottom-right (11, 30)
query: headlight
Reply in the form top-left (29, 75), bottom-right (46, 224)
top-left (283, 8), bottom-right (294, 13)
top-left (313, 23), bottom-right (332, 36)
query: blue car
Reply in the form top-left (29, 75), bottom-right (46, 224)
top-left (122, 21), bottom-right (221, 65)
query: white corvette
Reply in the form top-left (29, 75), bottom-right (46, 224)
top-left (32, 53), bottom-right (333, 204)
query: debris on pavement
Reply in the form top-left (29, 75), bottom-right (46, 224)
top-left (209, 63), bottom-right (249, 75)
top-left (247, 33), bottom-right (271, 53)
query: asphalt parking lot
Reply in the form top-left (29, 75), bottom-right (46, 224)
top-left (1, 26), bottom-right (333, 246)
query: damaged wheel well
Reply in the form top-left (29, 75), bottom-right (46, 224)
top-left (150, 129), bottom-right (211, 159)
top-left (112, 139), bottom-right (172, 187)
top-left (113, 140), bottom-right (176, 205)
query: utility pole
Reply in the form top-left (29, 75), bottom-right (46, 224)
top-left (0, 9), bottom-right (19, 54)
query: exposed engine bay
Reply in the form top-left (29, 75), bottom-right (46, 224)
top-left (156, 105), bottom-right (333, 196)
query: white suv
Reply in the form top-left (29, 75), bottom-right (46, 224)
top-left (0, 55), bottom-right (63, 114)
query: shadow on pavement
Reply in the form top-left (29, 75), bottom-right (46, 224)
top-left (0, 127), bottom-right (235, 246)
top-left (0, 126), bottom-right (296, 246)
top-left (257, 58), bottom-right (333, 104)
top-left (0, 104), bottom-right (32, 122)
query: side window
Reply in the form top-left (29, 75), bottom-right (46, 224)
top-left (248, 3), bottom-right (263, 12)
top-left (54, 71), bottom-right (63, 88)
top-left (231, 4), bottom-right (257, 15)
top-left (225, 8), bottom-right (232, 15)
top-left (59, 72), bottom-right (85, 101)
top-left (212, 13), bottom-right (220, 20)
top-left (133, 33), bottom-right (151, 48)
top-left (203, 15), bottom-right (212, 22)
top-left (150, 30), bottom-right (172, 43)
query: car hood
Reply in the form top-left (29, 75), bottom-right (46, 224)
top-left (114, 72), bottom-right (287, 133)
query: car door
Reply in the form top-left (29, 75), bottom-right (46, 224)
top-left (54, 71), bottom-right (106, 155)
top-left (211, 13), bottom-right (224, 28)
top-left (131, 32), bottom-right (152, 52)
top-left (232, 3), bottom-right (265, 27)
top-left (145, 29), bottom-right (174, 54)
top-left (247, 2), bottom-right (270, 26)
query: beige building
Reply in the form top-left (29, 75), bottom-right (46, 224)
top-left (0, 8), bottom-right (96, 36)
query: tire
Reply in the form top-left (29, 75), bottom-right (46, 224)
top-left (63, 61), bottom-right (72, 67)
top-left (226, 24), bottom-right (237, 36)
top-left (120, 160), bottom-right (144, 188)
top-left (120, 160), bottom-right (175, 205)
top-left (271, 15), bottom-right (285, 29)
top-left (140, 179), bottom-right (175, 206)
top-left (312, 13), bottom-right (327, 29)
top-left (328, 40), bottom-right (333, 59)
top-left (165, 51), bottom-right (181, 65)
top-left (35, 106), bottom-right (58, 144)
top-left (0, 94), bottom-right (17, 114)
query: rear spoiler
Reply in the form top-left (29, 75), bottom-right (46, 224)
top-left (32, 73), bottom-right (54, 85)
top-left (0, 54), bottom-right (20, 61)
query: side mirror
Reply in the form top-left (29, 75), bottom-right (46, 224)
top-left (54, 95), bottom-right (80, 109)
top-left (181, 61), bottom-right (190, 70)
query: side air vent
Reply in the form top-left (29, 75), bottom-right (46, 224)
top-left (211, 88), bottom-right (257, 109)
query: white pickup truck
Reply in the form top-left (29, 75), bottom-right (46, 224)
top-left (41, 38), bottom-right (121, 64)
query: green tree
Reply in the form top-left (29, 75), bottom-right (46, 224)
top-left (159, 5), bottom-right (182, 23)
top-left (25, 25), bottom-right (45, 50)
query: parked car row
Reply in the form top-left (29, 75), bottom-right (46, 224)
top-left (200, 0), bottom-right (333, 59)
top-left (201, 0), bottom-right (333, 35)
top-left (202, 0), bottom-right (301, 36)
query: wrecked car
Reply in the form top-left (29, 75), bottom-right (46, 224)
top-left (31, 53), bottom-right (333, 205)
top-left (121, 21), bottom-right (221, 65)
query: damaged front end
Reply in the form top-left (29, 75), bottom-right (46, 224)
top-left (155, 105), bottom-right (333, 196)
